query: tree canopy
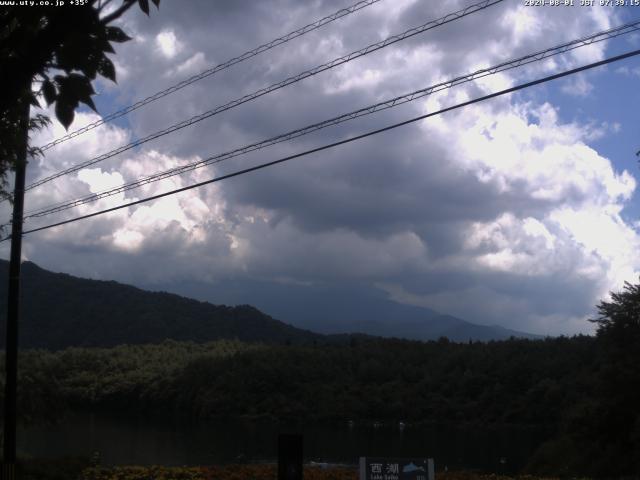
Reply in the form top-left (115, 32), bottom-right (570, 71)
top-left (587, 279), bottom-right (640, 476)
top-left (0, 0), bottom-right (159, 199)
top-left (534, 279), bottom-right (640, 477)
top-left (592, 279), bottom-right (640, 337)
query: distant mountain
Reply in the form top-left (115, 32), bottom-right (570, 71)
top-left (0, 260), bottom-right (540, 349)
top-left (305, 315), bottom-right (542, 342)
top-left (0, 260), bottom-right (325, 349)
top-left (144, 277), bottom-right (543, 342)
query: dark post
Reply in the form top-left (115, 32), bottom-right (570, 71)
top-left (278, 433), bottom-right (303, 480)
top-left (2, 99), bottom-right (29, 479)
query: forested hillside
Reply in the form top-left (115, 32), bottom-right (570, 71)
top-left (0, 261), bottom-right (538, 346)
top-left (5, 336), bottom-right (596, 426)
top-left (0, 261), bottom-right (323, 348)
top-left (1, 330), bottom-right (638, 476)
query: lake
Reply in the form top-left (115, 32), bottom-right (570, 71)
top-left (17, 412), bottom-right (550, 473)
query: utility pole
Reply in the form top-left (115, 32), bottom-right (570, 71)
top-left (2, 98), bottom-right (29, 480)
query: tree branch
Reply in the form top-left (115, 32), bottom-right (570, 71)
top-left (99, 0), bottom-right (137, 25)
top-left (98, 0), bottom-right (117, 13)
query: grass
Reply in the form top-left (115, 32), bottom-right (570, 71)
top-left (14, 458), bottom-right (590, 480)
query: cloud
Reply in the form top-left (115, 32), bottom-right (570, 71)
top-left (155, 30), bottom-right (181, 59)
top-left (615, 65), bottom-right (640, 77)
top-left (561, 73), bottom-right (594, 97)
top-left (4, 0), bottom-right (638, 336)
top-left (173, 52), bottom-right (208, 76)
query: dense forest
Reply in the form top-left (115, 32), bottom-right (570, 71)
top-left (1, 337), bottom-right (595, 426)
top-left (1, 333), bottom-right (636, 476)
top-left (3, 313), bottom-right (639, 478)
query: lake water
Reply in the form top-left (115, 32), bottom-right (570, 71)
top-left (17, 413), bottom-right (550, 473)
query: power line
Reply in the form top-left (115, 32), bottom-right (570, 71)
top-left (21, 19), bottom-right (640, 221)
top-left (36, 0), bottom-right (383, 152)
top-left (5, 47), bottom-right (638, 242)
top-left (23, 0), bottom-right (503, 193)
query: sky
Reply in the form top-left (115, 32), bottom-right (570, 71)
top-left (2, 0), bottom-right (640, 336)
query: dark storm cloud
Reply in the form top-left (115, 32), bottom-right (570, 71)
top-left (4, 0), bottom-right (637, 336)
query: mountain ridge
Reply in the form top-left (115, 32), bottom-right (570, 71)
top-left (0, 260), bottom-right (540, 349)
top-left (148, 277), bottom-right (542, 341)
top-left (0, 260), bottom-right (326, 349)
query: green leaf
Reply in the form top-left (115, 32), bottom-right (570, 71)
top-left (55, 73), bottom-right (97, 118)
top-left (29, 114), bottom-right (51, 132)
top-left (80, 95), bottom-right (98, 112)
top-left (55, 99), bottom-right (75, 130)
top-left (82, 59), bottom-right (99, 80)
top-left (138, 0), bottom-right (149, 15)
top-left (55, 31), bottom-right (97, 73)
top-left (99, 38), bottom-right (115, 54)
top-left (97, 57), bottom-right (116, 83)
top-left (29, 93), bottom-right (41, 108)
top-left (105, 26), bottom-right (132, 43)
top-left (61, 73), bottom-right (95, 100)
top-left (42, 79), bottom-right (57, 106)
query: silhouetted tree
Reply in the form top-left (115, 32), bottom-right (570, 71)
top-left (584, 279), bottom-right (640, 476)
top-left (0, 0), bottom-right (160, 199)
top-left (592, 279), bottom-right (640, 335)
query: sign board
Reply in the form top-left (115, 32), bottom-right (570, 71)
top-left (278, 433), bottom-right (302, 480)
top-left (359, 457), bottom-right (434, 480)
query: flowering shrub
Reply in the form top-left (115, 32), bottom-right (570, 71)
top-left (80, 466), bottom-right (577, 480)
top-left (80, 464), bottom-right (358, 480)
top-left (80, 465), bottom-right (205, 480)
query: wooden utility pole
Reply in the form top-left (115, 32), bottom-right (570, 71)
top-left (2, 99), bottom-right (29, 480)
